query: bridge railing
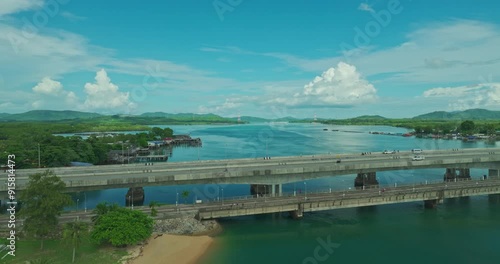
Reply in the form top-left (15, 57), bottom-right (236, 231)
top-left (197, 177), bottom-right (496, 204)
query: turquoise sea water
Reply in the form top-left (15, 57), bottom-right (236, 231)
top-left (77, 123), bottom-right (500, 264)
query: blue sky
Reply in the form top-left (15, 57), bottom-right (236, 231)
top-left (1, 0), bottom-right (500, 118)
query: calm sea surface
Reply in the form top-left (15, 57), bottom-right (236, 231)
top-left (75, 123), bottom-right (500, 264)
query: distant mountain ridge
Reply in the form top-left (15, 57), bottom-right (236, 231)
top-left (351, 115), bottom-right (387, 120)
top-left (0, 110), bottom-right (102, 121)
top-left (1, 108), bottom-right (498, 122)
top-left (139, 112), bottom-right (226, 121)
top-left (412, 109), bottom-right (500, 120)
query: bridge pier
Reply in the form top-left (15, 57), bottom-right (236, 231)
top-left (354, 172), bottom-right (378, 189)
top-left (125, 187), bottom-right (145, 206)
top-left (289, 204), bottom-right (303, 219)
top-left (250, 184), bottom-right (282, 197)
top-left (424, 199), bottom-right (439, 209)
top-left (489, 169), bottom-right (500, 179)
top-left (444, 168), bottom-right (471, 182)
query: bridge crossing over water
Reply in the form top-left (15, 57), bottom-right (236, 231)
top-left (3, 148), bottom-right (499, 194)
top-left (2, 178), bottom-right (499, 224)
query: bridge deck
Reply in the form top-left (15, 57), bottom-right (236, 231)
top-left (196, 179), bottom-right (500, 219)
top-left (3, 148), bottom-right (500, 192)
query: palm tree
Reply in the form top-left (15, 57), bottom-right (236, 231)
top-left (62, 218), bottom-right (88, 263)
top-left (91, 202), bottom-right (119, 223)
top-left (149, 201), bottom-right (160, 217)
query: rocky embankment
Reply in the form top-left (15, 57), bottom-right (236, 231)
top-left (153, 216), bottom-right (220, 236)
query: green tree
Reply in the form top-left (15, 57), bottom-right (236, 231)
top-left (149, 201), bottom-right (160, 217)
top-left (459, 120), bottom-right (476, 135)
top-left (62, 219), bottom-right (89, 263)
top-left (91, 202), bottom-right (119, 224)
top-left (19, 170), bottom-right (73, 250)
top-left (91, 208), bottom-right (153, 247)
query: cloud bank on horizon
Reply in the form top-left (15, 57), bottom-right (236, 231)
top-left (1, 0), bottom-right (500, 118)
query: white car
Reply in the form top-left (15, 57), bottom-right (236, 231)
top-left (383, 150), bottom-right (396, 154)
top-left (412, 155), bottom-right (425, 161)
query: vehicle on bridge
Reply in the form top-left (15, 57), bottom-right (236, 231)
top-left (412, 155), bottom-right (425, 161)
top-left (383, 150), bottom-right (396, 154)
top-left (412, 149), bottom-right (423, 154)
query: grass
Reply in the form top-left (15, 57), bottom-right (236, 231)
top-left (0, 235), bottom-right (128, 264)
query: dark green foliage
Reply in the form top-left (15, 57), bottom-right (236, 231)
top-left (148, 201), bottom-right (160, 217)
top-left (91, 208), bottom-right (153, 247)
top-left (459, 120), bottom-right (476, 135)
top-left (0, 110), bottom-right (102, 121)
top-left (413, 109), bottom-right (500, 120)
top-left (91, 202), bottom-right (120, 224)
top-left (0, 122), bottom-right (175, 168)
top-left (19, 170), bottom-right (73, 249)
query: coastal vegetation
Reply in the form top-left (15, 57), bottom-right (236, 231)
top-left (91, 204), bottom-right (153, 247)
top-left (319, 118), bottom-right (499, 136)
top-left (19, 171), bottom-right (73, 250)
top-left (1, 175), bottom-right (153, 263)
top-left (0, 122), bottom-right (174, 168)
top-left (1, 108), bottom-right (498, 169)
top-left (310, 109), bottom-right (500, 137)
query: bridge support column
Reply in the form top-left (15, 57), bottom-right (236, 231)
top-left (458, 168), bottom-right (471, 180)
top-left (424, 199), bottom-right (439, 209)
top-left (250, 184), bottom-right (282, 197)
top-left (290, 204), bottom-right (303, 219)
top-left (126, 187), bottom-right (145, 206)
top-left (444, 168), bottom-right (457, 181)
top-left (444, 168), bottom-right (471, 182)
top-left (354, 172), bottom-right (378, 189)
top-left (489, 169), bottom-right (500, 179)
top-left (274, 184), bottom-right (282, 197)
top-left (250, 184), bottom-right (272, 197)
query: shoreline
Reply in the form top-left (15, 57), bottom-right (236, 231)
top-left (127, 234), bottom-right (215, 264)
top-left (123, 217), bottom-right (222, 264)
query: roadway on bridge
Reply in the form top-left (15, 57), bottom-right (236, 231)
top-left (4, 148), bottom-right (500, 192)
top-left (3, 178), bottom-right (499, 225)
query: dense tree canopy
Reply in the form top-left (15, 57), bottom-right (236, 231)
top-left (459, 120), bottom-right (476, 135)
top-left (19, 170), bottom-right (73, 249)
top-left (0, 122), bottom-right (174, 168)
top-left (91, 207), bottom-right (153, 247)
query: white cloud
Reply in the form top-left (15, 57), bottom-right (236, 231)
top-left (198, 98), bottom-right (242, 114)
top-left (267, 62), bottom-right (377, 107)
top-left (65, 91), bottom-right (78, 105)
top-left (0, 0), bottom-right (42, 16)
top-left (358, 3), bottom-right (374, 13)
top-left (30, 76), bottom-right (81, 110)
top-left (0, 23), bottom-right (109, 88)
top-left (32, 77), bottom-right (63, 95)
top-left (250, 20), bottom-right (500, 86)
top-left (31, 100), bottom-right (43, 109)
top-left (423, 83), bottom-right (500, 110)
top-left (83, 69), bottom-right (136, 112)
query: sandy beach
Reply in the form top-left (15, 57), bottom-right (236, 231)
top-left (129, 234), bottom-right (214, 264)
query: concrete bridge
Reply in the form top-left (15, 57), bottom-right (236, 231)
top-left (2, 148), bottom-right (499, 195)
top-left (196, 178), bottom-right (500, 220)
top-left (2, 178), bottom-right (499, 226)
